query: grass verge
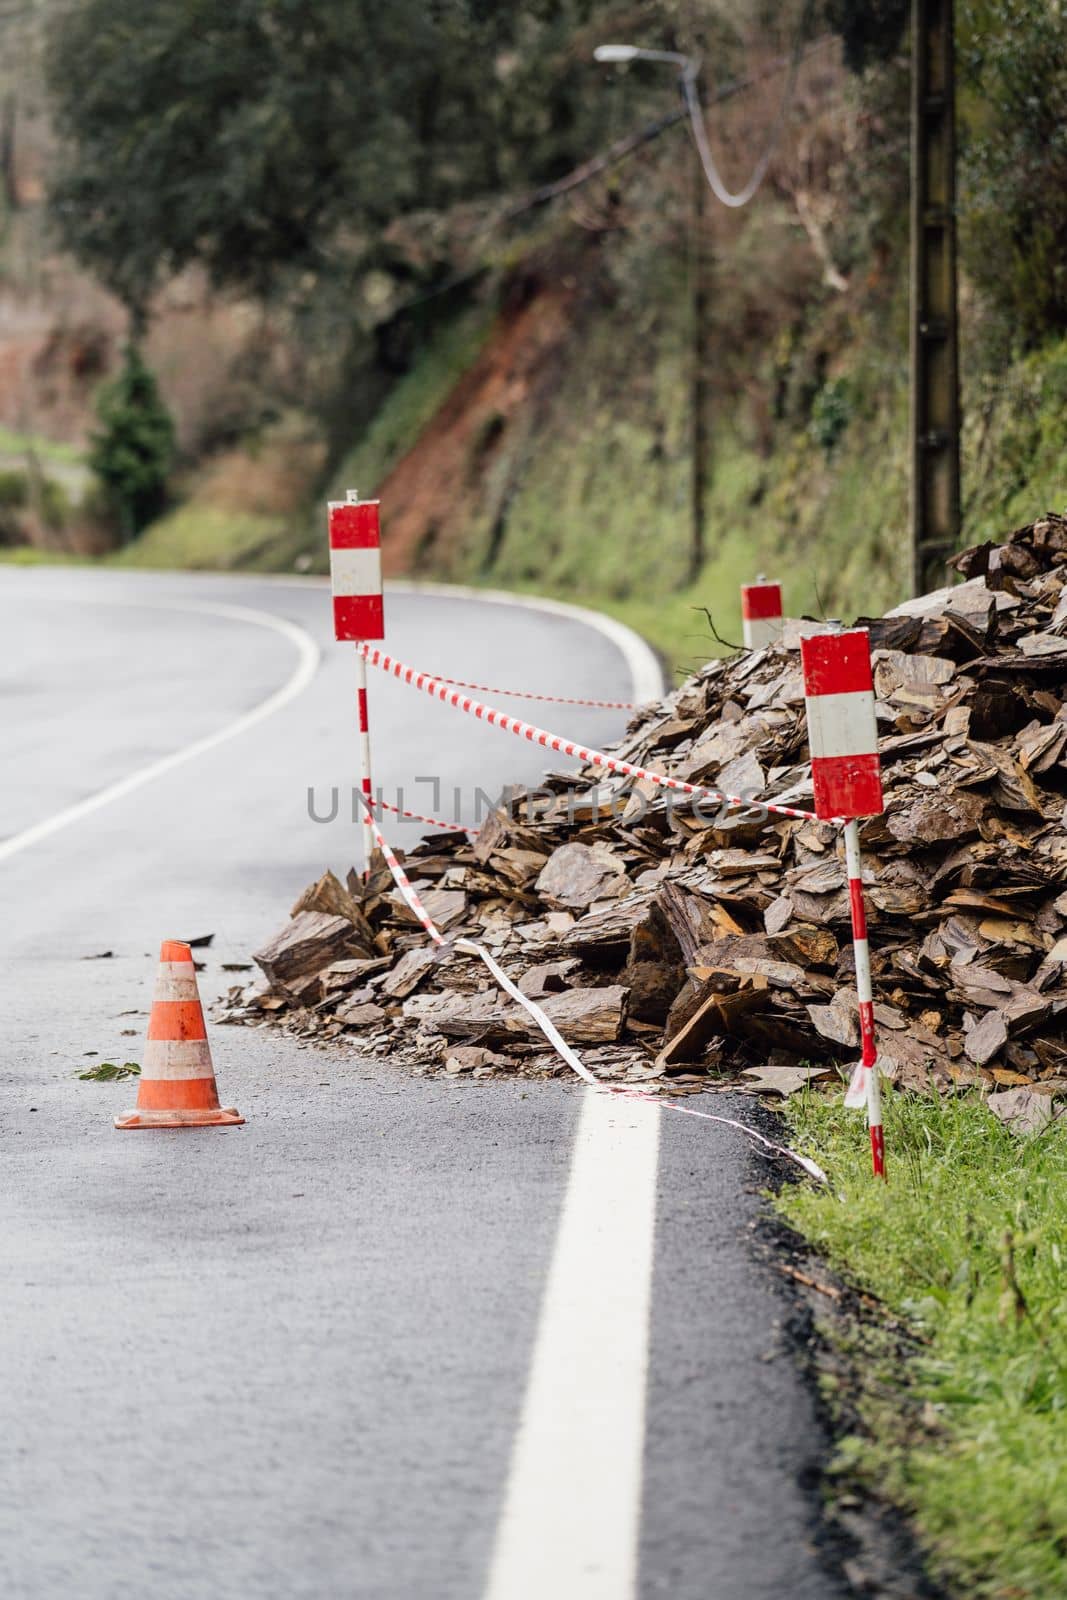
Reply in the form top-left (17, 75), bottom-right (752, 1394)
top-left (778, 1091), bottom-right (1067, 1600)
top-left (0, 426), bottom-right (85, 465)
top-left (0, 546), bottom-right (85, 566)
top-left (109, 505), bottom-right (290, 570)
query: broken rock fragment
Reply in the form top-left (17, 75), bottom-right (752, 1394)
top-left (225, 511), bottom-right (1067, 1098)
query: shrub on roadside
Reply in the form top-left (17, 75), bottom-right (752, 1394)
top-left (0, 469), bottom-right (28, 544)
top-left (89, 345), bottom-right (175, 540)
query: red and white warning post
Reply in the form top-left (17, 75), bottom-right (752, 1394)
top-left (801, 626), bottom-right (887, 1179)
top-left (740, 578), bottom-right (784, 650)
top-left (329, 491), bottom-right (385, 872)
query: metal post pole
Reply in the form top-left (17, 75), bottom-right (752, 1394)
top-left (843, 818), bottom-right (885, 1179)
top-left (689, 71), bottom-right (710, 585)
top-left (355, 648), bottom-right (375, 876)
top-left (910, 0), bottom-right (961, 597)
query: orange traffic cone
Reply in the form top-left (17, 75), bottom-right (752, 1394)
top-left (115, 940), bottom-right (243, 1129)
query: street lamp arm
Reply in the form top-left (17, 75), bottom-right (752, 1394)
top-left (593, 44), bottom-right (694, 71)
top-left (594, 6), bottom-right (813, 210)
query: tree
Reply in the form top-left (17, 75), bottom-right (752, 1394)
top-left (45, 0), bottom-right (648, 323)
top-left (89, 346), bottom-right (175, 539)
top-left (822, 0), bottom-right (908, 74)
top-left (957, 0), bottom-right (1067, 345)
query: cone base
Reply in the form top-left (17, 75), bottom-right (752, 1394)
top-left (114, 1106), bottom-right (243, 1129)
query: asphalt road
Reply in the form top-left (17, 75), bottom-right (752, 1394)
top-left (0, 568), bottom-right (849, 1600)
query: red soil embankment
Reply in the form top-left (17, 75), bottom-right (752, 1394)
top-left (379, 276), bottom-right (578, 577)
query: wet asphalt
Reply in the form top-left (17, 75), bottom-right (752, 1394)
top-left (0, 568), bottom-right (848, 1599)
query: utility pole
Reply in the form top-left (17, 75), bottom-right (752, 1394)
top-left (909, 0), bottom-right (961, 597)
top-left (688, 72), bottom-right (710, 585)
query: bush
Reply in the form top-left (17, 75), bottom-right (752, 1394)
top-left (38, 478), bottom-right (70, 532)
top-left (0, 469), bottom-right (27, 544)
top-left (809, 377), bottom-right (853, 454)
top-left (0, 470), bottom-right (28, 508)
top-left (89, 345), bottom-right (175, 539)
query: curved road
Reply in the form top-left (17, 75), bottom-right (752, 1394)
top-left (0, 569), bottom-right (848, 1600)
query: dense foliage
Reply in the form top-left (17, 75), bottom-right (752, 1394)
top-left (823, 0), bottom-right (907, 72)
top-left (958, 0), bottom-right (1067, 346)
top-left (89, 346), bottom-right (175, 538)
top-left (45, 0), bottom-right (660, 318)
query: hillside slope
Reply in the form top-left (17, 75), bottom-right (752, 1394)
top-left (314, 228), bottom-right (1067, 670)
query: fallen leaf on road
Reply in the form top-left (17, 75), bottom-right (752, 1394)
top-left (78, 1061), bottom-right (140, 1082)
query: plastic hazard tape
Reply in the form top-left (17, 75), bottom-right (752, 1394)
top-left (438, 675), bottom-right (637, 711)
top-left (357, 795), bottom-right (827, 1184)
top-left (373, 796), bottom-right (476, 833)
top-left (359, 799), bottom-right (445, 946)
top-left (356, 643), bottom-right (821, 825)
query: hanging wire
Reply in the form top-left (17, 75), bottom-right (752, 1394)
top-left (680, 0), bottom-right (815, 209)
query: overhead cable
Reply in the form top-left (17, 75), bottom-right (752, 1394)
top-left (681, 0), bottom-right (815, 208)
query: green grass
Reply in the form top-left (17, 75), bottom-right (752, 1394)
top-left (779, 1092), bottom-right (1067, 1599)
top-left (0, 426), bottom-right (85, 465)
top-left (0, 546), bottom-right (84, 566)
top-left (110, 505), bottom-right (290, 570)
top-left (963, 335), bottom-right (1067, 541)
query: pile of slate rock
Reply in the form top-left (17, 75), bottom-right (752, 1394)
top-left (219, 512), bottom-right (1067, 1105)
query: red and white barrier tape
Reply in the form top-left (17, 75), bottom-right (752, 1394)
top-left (373, 796), bottom-right (476, 833)
top-left (614, 1088), bottom-right (827, 1182)
top-left (373, 782), bottom-right (787, 839)
top-left (439, 675), bottom-right (637, 711)
top-left (357, 643), bottom-right (821, 825)
top-left (360, 799), bottom-right (446, 946)
top-left (357, 796), bottom-right (826, 1184)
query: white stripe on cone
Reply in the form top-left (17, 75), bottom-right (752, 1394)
top-left (152, 970), bottom-right (202, 1002)
top-left (141, 1038), bottom-right (214, 1080)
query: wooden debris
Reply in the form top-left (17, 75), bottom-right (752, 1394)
top-left (986, 1087), bottom-right (1057, 1136)
top-left (536, 842), bottom-right (630, 908)
top-left (536, 984), bottom-right (629, 1043)
top-left (253, 912), bottom-right (367, 987)
top-left (742, 1064), bottom-right (834, 1097)
top-left (335, 1000), bottom-right (388, 1028)
top-left (292, 870), bottom-right (369, 931)
top-left (221, 511), bottom-right (1067, 1095)
top-left (380, 947), bottom-right (441, 1000)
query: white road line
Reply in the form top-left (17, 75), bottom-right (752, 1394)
top-left (484, 1091), bottom-right (661, 1600)
top-left (386, 580), bottom-right (666, 704)
top-left (8, 569), bottom-right (665, 703)
top-left (0, 599), bottom-right (320, 863)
